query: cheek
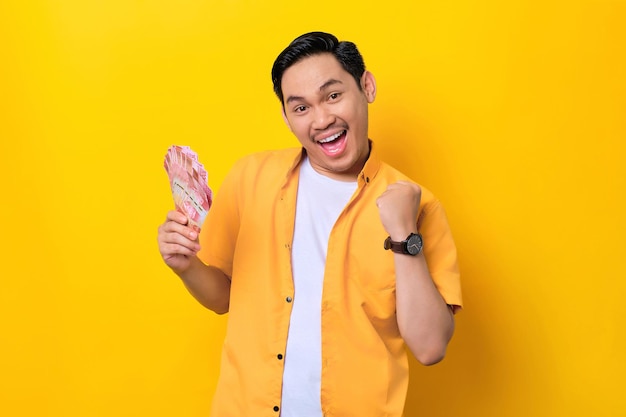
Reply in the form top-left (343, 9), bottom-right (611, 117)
top-left (354, 106), bottom-right (369, 128)
top-left (339, 101), bottom-right (362, 124)
top-left (289, 120), bottom-right (310, 140)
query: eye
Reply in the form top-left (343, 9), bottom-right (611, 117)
top-left (329, 92), bottom-right (341, 100)
top-left (294, 105), bottom-right (307, 113)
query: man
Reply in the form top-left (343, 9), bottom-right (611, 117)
top-left (158, 31), bottom-right (462, 417)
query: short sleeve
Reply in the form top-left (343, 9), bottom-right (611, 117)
top-left (197, 159), bottom-right (246, 278)
top-left (419, 199), bottom-right (463, 309)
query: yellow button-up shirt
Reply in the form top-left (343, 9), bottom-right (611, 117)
top-left (199, 143), bottom-right (462, 417)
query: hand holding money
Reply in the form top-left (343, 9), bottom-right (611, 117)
top-left (163, 145), bottom-right (213, 232)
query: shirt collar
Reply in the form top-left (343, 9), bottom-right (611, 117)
top-left (284, 140), bottom-right (382, 187)
top-left (358, 140), bottom-right (382, 188)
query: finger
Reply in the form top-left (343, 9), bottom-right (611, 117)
top-left (376, 195), bottom-right (391, 208)
top-left (162, 242), bottom-right (199, 258)
top-left (166, 210), bottom-right (189, 225)
top-left (158, 223), bottom-right (200, 249)
top-left (161, 218), bottom-right (199, 241)
top-left (159, 239), bottom-right (198, 259)
top-left (161, 228), bottom-right (201, 250)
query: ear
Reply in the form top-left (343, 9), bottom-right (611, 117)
top-left (360, 70), bottom-right (377, 103)
top-left (281, 107), bottom-right (292, 131)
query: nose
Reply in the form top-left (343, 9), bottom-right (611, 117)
top-left (312, 105), bottom-right (335, 130)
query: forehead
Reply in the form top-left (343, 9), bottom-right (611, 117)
top-left (281, 53), bottom-right (354, 97)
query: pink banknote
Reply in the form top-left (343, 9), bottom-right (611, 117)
top-left (164, 145), bottom-right (213, 232)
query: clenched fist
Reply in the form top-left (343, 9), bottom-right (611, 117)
top-left (376, 181), bottom-right (421, 241)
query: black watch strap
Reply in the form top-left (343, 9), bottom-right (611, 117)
top-left (383, 233), bottom-right (423, 256)
top-left (383, 237), bottom-right (405, 253)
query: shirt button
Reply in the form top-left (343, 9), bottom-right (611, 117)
top-left (366, 176), bottom-right (370, 183)
top-left (277, 353), bottom-right (283, 360)
top-left (286, 296), bottom-right (293, 303)
top-left (273, 406), bottom-right (280, 412)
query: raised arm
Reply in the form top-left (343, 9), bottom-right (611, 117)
top-left (376, 181), bottom-right (455, 365)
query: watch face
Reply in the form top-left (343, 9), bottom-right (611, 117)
top-left (406, 233), bottom-right (423, 255)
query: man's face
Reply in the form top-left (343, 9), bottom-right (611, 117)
top-left (280, 53), bottom-right (376, 181)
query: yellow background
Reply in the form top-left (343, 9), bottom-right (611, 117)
top-left (1, 0), bottom-right (624, 416)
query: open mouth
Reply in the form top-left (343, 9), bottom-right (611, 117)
top-left (317, 130), bottom-right (347, 156)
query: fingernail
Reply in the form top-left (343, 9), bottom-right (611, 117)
top-left (189, 231), bottom-right (197, 239)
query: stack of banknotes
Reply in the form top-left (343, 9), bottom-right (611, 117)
top-left (164, 145), bottom-right (213, 232)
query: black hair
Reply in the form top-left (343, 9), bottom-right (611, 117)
top-left (271, 31), bottom-right (366, 104)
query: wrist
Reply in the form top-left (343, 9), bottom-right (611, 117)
top-left (388, 228), bottom-right (418, 242)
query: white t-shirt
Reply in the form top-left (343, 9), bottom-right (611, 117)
top-left (280, 157), bottom-right (357, 416)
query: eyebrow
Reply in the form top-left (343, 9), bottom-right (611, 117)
top-left (319, 78), bottom-right (343, 92)
top-left (285, 78), bottom-right (344, 105)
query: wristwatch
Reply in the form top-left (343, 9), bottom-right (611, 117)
top-left (384, 232), bottom-right (423, 256)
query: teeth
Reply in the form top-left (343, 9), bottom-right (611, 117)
top-left (318, 131), bottom-right (343, 143)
